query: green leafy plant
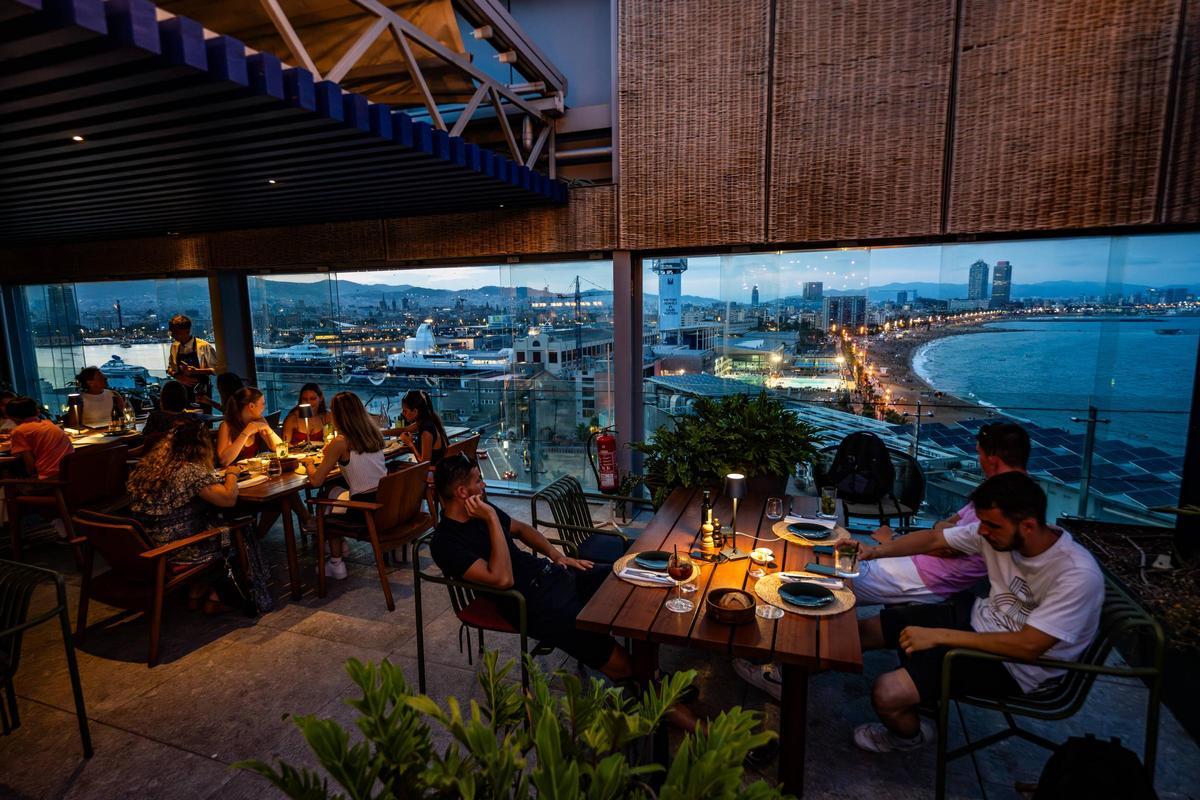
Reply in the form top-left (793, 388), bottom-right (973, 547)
top-left (631, 392), bottom-right (821, 506)
top-left (236, 651), bottom-right (788, 800)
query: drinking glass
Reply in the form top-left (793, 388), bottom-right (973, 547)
top-left (756, 600), bottom-right (784, 620)
top-left (267, 456), bottom-right (282, 478)
top-left (766, 497), bottom-right (784, 523)
top-left (835, 540), bottom-right (860, 578)
top-left (818, 486), bottom-right (838, 519)
top-left (665, 552), bottom-right (695, 613)
top-left (275, 441), bottom-right (289, 459)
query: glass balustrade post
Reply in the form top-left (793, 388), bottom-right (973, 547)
top-left (1071, 405), bottom-right (1110, 519)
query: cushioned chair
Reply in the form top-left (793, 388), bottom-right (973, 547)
top-left (72, 510), bottom-right (253, 666)
top-left (412, 529), bottom-right (559, 694)
top-left (0, 560), bottom-right (92, 756)
top-left (3, 443), bottom-right (131, 560)
top-left (530, 474), bottom-right (652, 563)
top-left (928, 574), bottom-right (1164, 800)
top-left (313, 460), bottom-right (433, 611)
top-left (812, 444), bottom-right (926, 533)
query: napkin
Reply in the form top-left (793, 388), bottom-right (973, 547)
top-left (778, 573), bottom-right (844, 590)
top-left (619, 568), bottom-right (676, 586)
top-left (784, 515), bottom-right (837, 529)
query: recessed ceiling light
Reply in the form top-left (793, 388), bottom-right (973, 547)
top-left (498, 203), bottom-right (504, 208)
top-left (71, 135), bottom-right (84, 142)
top-left (267, 179), bottom-right (278, 184)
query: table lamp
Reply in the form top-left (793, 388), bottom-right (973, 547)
top-left (722, 473), bottom-right (749, 561)
top-left (65, 393), bottom-right (83, 430)
top-left (298, 403), bottom-right (314, 448)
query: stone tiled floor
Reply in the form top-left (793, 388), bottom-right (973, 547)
top-left (2, 496), bottom-right (1198, 799)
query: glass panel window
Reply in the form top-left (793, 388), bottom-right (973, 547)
top-left (18, 278), bottom-right (213, 415)
top-left (642, 235), bottom-right (1199, 527)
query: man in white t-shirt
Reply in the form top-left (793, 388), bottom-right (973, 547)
top-left (853, 471), bottom-right (1104, 754)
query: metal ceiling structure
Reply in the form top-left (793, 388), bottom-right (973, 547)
top-left (0, 0), bottom-right (566, 245)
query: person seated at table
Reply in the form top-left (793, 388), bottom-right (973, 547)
top-left (76, 366), bottom-right (127, 429)
top-left (127, 418), bottom-right (272, 614)
top-left (852, 472), bottom-right (1103, 753)
top-left (429, 454), bottom-right (633, 682)
top-left (302, 392), bottom-right (387, 581)
top-left (6, 396), bottom-right (75, 539)
top-left (282, 383), bottom-right (332, 448)
top-left (0, 390), bottom-right (17, 434)
top-left (167, 314), bottom-right (217, 405)
top-left (216, 387), bottom-right (284, 467)
top-left (733, 422), bottom-right (1030, 700)
top-left (387, 389), bottom-right (448, 464)
top-left (136, 380), bottom-right (192, 455)
top-left (196, 370), bottom-right (245, 415)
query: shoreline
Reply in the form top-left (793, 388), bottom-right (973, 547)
top-left (866, 322), bottom-right (1004, 425)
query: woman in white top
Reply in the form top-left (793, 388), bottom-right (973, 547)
top-left (77, 366), bottom-right (127, 429)
top-left (303, 391), bottom-right (386, 581)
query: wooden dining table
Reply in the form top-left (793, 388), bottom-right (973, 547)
top-left (234, 440), bottom-right (414, 599)
top-left (576, 486), bottom-right (863, 797)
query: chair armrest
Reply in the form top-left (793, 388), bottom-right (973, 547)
top-left (536, 520), bottom-right (632, 542)
top-left (312, 498), bottom-right (385, 512)
top-left (578, 491), bottom-right (654, 508)
top-left (139, 526), bottom-right (229, 560)
top-left (545, 538), bottom-right (579, 556)
top-left (0, 478), bottom-right (67, 488)
top-left (941, 647), bottom-right (1160, 682)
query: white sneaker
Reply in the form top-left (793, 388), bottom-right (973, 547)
top-left (732, 657), bottom-right (782, 702)
top-left (52, 518), bottom-right (69, 541)
top-left (852, 719), bottom-right (936, 753)
top-left (324, 558), bottom-right (348, 580)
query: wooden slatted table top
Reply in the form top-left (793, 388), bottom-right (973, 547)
top-left (577, 487), bottom-right (863, 673)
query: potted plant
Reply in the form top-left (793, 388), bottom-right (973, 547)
top-left (632, 392), bottom-right (821, 505)
top-left (237, 652), bottom-right (789, 800)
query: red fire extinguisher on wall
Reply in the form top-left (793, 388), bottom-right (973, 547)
top-left (588, 427), bottom-right (621, 495)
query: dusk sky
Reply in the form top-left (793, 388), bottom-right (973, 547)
top-left (274, 233), bottom-right (1199, 302)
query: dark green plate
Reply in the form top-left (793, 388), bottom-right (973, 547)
top-left (778, 581), bottom-right (835, 608)
top-left (633, 550), bottom-right (671, 571)
top-left (787, 522), bottom-right (832, 540)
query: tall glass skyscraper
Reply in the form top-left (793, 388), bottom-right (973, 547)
top-left (968, 259), bottom-right (990, 300)
top-left (991, 260), bottom-right (1012, 308)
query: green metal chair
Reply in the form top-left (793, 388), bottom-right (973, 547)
top-left (932, 574), bottom-right (1165, 800)
top-left (412, 529), bottom-right (561, 693)
top-left (0, 560), bottom-right (92, 757)
top-left (530, 475), bottom-right (653, 563)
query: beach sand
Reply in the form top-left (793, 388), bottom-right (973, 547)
top-left (864, 322), bottom-right (1003, 425)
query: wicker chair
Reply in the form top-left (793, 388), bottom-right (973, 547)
top-left (72, 510), bottom-right (253, 666)
top-left (0, 560), bottom-right (92, 756)
top-left (2, 443), bottom-right (131, 560)
top-left (930, 574), bottom-right (1164, 800)
top-left (313, 460), bottom-right (433, 611)
top-left (530, 475), bottom-right (652, 563)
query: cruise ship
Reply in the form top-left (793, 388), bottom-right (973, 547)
top-left (98, 354), bottom-right (154, 390)
top-left (385, 323), bottom-right (514, 375)
top-left (255, 338), bottom-right (341, 377)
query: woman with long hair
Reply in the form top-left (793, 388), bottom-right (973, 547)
top-left (390, 389), bottom-right (448, 464)
top-left (127, 418), bottom-right (272, 614)
top-left (76, 365), bottom-right (127, 428)
top-left (216, 386), bottom-right (283, 467)
top-left (302, 391), bottom-right (387, 581)
top-left (281, 383), bottom-right (332, 446)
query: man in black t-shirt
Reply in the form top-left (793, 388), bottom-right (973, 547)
top-left (430, 456), bottom-right (633, 680)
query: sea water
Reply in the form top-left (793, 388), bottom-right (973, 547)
top-left (912, 317), bottom-right (1200, 454)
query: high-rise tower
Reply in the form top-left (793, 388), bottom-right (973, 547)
top-left (991, 261), bottom-right (1012, 308)
top-left (968, 260), bottom-right (990, 301)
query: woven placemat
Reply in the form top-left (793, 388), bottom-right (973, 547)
top-left (754, 572), bottom-right (856, 617)
top-left (769, 520), bottom-right (851, 547)
top-left (614, 551), bottom-right (700, 588)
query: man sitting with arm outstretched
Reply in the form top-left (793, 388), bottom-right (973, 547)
top-left (853, 471), bottom-right (1103, 753)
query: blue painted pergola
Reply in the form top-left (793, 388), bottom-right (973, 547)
top-left (0, 0), bottom-right (567, 244)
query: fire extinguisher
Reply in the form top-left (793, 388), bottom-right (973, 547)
top-left (588, 427), bottom-right (620, 495)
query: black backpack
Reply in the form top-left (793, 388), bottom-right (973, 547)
top-left (1033, 735), bottom-right (1157, 799)
top-left (825, 432), bottom-right (896, 506)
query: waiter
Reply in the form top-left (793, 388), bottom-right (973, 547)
top-left (166, 314), bottom-right (217, 405)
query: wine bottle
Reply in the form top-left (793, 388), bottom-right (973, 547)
top-left (700, 489), bottom-right (713, 528)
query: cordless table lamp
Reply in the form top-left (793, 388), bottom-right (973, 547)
top-left (297, 403), bottom-right (314, 448)
top-left (722, 472), bottom-right (749, 561)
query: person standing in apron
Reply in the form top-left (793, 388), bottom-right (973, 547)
top-left (167, 314), bottom-right (217, 406)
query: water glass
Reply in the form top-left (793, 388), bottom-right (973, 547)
top-left (756, 601), bottom-right (784, 620)
top-left (275, 442), bottom-right (289, 459)
top-left (835, 540), bottom-right (860, 578)
top-left (748, 547), bottom-right (773, 579)
top-left (818, 486), bottom-right (838, 519)
top-left (267, 456), bottom-right (282, 478)
top-left (765, 497), bottom-right (783, 522)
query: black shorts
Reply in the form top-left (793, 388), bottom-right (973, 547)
top-left (880, 591), bottom-right (1021, 705)
top-left (519, 562), bottom-right (617, 671)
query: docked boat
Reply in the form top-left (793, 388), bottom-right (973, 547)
top-left (98, 354), bottom-right (153, 390)
top-left (256, 338), bottom-right (340, 377)
top-left (385, 323), bottom-right (513, 375)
